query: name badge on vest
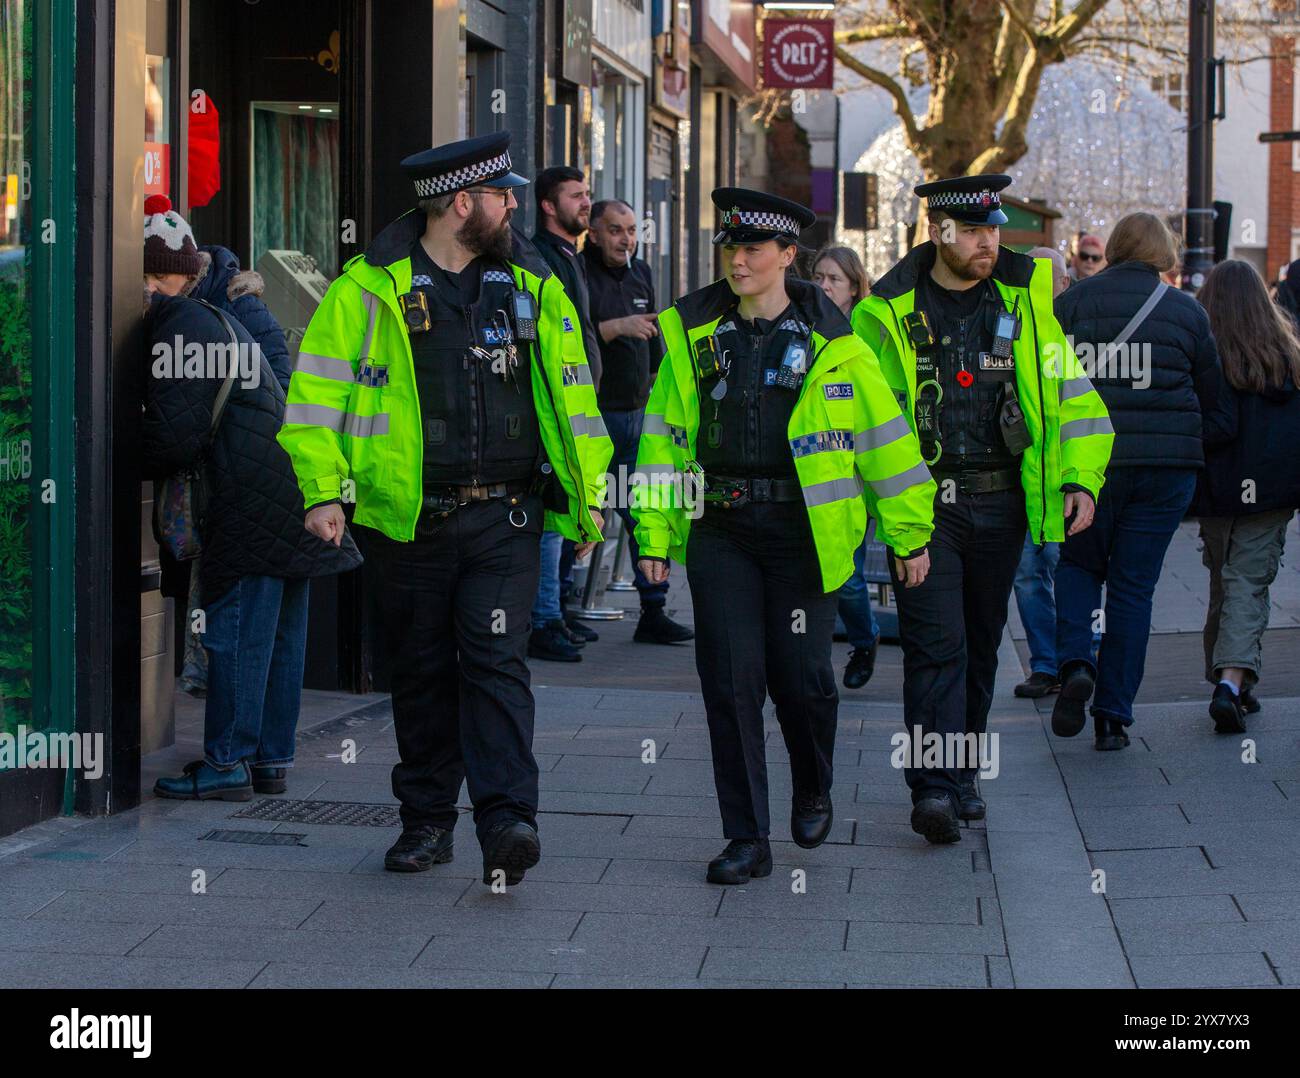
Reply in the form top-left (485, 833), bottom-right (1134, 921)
top-left (978, 352), bottom-right (1015, 372)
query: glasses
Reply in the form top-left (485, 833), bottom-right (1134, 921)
top-left (464, 187), bottom-right (512, 206)
top-left (1078, 252), bottom-right (1104, 263)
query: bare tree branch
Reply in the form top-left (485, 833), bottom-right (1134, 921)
top-left (994, 0), bottom-right (1041, 46)
top-left (835, 43), bottom-right (923, 148)
top-left (834, 23), bottom-right (912, 45)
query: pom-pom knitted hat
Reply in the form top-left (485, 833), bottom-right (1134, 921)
top-left (144, 194), bottom-right (202, 275)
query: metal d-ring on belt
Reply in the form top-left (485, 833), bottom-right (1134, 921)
top-left (422, 481), bottom-right (532, 525)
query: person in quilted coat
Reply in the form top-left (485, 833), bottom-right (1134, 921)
top-left (141, 270), bottom-right (362, 802)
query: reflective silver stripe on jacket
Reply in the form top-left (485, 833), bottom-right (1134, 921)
top-left (868, 460), bottom-right (932, 500)
top-left (295, 352), bottom-right (355, 383)
top-left (853, 413), bottom-right (913, 454)
top-left (789, 429), bottom-right (854, 459)
top-left (643, 414), bottom-right (687, 446)
top-left (803, 475), bottom-right (865, 507)
top-left (343, 411), bottom-right (390, 438)
top-left (570, 412), bottom-right (610, 440)
top-left (1060, 415), bottom-right (1114, 441)
top-left (562, 364), bottom-right (594, 387)
top-left (283, 402), bottom-right (346, 431)
top-left (1059, 375), bottom-right (1095, 402)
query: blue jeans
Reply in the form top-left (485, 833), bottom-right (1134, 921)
top-left (603, 407), bottom-right (669, 606)
top-left (1013, 534), bottom-right (1060, 674)
top-left (1055, 468), bottom-right (1197, 726)
top-left (203, 574), bottom-right (310, 770)
top-left (836, 537), bottom-right (880, 650)
top-left (532, 530), bottom-right (564, 625)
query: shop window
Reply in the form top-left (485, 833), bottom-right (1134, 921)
top-left (251, 104), bottom-right (340, 279)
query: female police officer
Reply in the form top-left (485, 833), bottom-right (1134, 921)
top-left (633, 189), bottom-right (935, 884)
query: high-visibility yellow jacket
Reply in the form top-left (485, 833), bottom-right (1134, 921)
top-left (276, 212), bottom-right (612, 543)
top-left (852, 243), bottom-right (1114, 544)
top-left (633, 278), bottom-right (936, 593)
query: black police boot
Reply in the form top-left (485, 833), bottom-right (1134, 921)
top-left (383, 825), bottom-right (454, 873)
top-left (1051, 663), bottom-right (1095, 738)
top-left (563, 609), bottom-right (599, 643)
top-left (1093, 713), bottom-right (1131, 751)
top-left (842, 641), bottom-right (877, 689)
top-left (706, 839), bottom-right (773, 885)
top-left (956, 776), bottom-right (986, 821)
top-left (1014, 671), bottom-right (1060, 699)
top-left (559, 622), bottom-right (588, 649)
top-left (481, 819), bottom-right (541, 886)
top-left (633, 604), bottom-right (694, 644)
top-left (910, 794), bottom-right (962, 844)
top-left (1209, 683), bottom-right (1247, 735)
top-left (528, 620), bottom-right (583, 662)
top-left (251, 766), bottom-right (287, 795)
top-left (790, 793), bottom-right (833, 849)
top-left (1240, 687), bottom-right (1261, 715)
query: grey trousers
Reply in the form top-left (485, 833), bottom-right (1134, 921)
top-left (1199, 510), bottom-right (1294, 687)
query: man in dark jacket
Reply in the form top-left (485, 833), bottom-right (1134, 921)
top-left (141, 291), bottom-right (361, 800)
top-left (583, 198), bottom-right (692, 645)
top-left (529, 167), bottom-right (603, 658)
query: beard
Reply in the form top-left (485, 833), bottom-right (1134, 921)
top-left (555, 204), bottom-right (589, 238)
top-left (937, 241), bottom-right (995, 282)
top-left (457, 199), bottom-right (514, 262)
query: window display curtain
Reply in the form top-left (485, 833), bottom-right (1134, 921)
top-left (253, 110), bottom-right (339, 278)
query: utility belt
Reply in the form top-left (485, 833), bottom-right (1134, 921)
top-left (421, 479), bottom-right (533, 522)
top-left (930, 466), bottom-right (1021, 496)
top-left (703, 474), bottom-right (803, 509)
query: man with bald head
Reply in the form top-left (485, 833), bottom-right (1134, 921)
top-left (1029, 245), bottom-right (1071, 298)
top-left (1069, 233), bottom-right (1106, 281)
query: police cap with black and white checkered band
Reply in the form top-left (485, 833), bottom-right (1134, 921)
top-left (710, 187), bottom-right (816, 245)
top-left (401, 131), bottom-right (529, 201)
top-left (914, 173), bottom-right (1012, 226)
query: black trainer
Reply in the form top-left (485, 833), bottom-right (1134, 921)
top-left (842, 641), bottom-right (877, 689)
top-left (1240, 687), bottom-right (1261, 715)
top-left (790, 793), bottom-right (833, 849)
top-left (633, 604), bottom-right (694, 644)
top-left (1051, 664), bottom-right (1095, 737)
top-left (384, 825), bottom-right (454, 872)
top-left (563, 611), bottom-right (599, 643)
top-left (910, 794), bottom-right (962, 844)
top-left (1014, 671), bottom-right (1060, 698)
top-left (528, 620), bottom-right (582, 662)
top-left (1209, 683), bottom-right (1247, 735)
top-left (706, 839), bottom-right (773, 885)
top-left (1094, 713), bottom-right (1131, 751)
top-left (480, 819), bottom-right (541, 886)
top-left (956, 776), bottom-right (986, 821)
top-left (559, 622), bottom-right (588, 649)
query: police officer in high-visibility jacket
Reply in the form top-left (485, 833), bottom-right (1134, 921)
top-left (634, 188), bottom-right (935, 885)
top-left (852, 174), bottom-right (1114, 844)
top-left (277, 133), bottom-right (612, 886)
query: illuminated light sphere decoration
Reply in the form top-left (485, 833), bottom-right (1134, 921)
top-left (849, 62), bottom-right (1186, 279)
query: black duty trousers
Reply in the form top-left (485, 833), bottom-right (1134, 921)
top-left (686, 501), bottom-right (839, 839)
top-left (889, 485), bottom-right (1027, 804)
top-left (357, 494), bottom-right (544, 843)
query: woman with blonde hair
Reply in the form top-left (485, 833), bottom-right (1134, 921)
top-left (1193, 259), bottom-right (1300, 731)
top-left (1050, 211), bottom-right (1236, 750)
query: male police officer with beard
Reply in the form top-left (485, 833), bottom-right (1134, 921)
top-left (278, 132), bottom-right (612, 885)
top-left (852, 175), bottom-right (1113, 844)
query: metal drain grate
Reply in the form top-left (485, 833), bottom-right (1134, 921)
top-left (201, 829), bottom-right (307, 846)
top-left (231, 798), bottom-right (401, 828)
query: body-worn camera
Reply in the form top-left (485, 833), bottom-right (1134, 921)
top-left (902, 310), bottom-right (936, 352)
top-left (774, 338), bottom-right (810, 390)
top-left (693, 334), bottom-right (723, 384)
top-left (399, 290), bottom-right (431, 334)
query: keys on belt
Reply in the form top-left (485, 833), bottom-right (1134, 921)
top-left (703, 475), bottom-right (803, 508)
top-left (932, 467), bottom-right (1020, 496)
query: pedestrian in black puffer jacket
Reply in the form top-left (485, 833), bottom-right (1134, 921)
top-left (1049, 212), bottom-right (1237, 752)
top-left (1192, 259), bottom-right (1300, 733)
top-left (190, 243), bottom-right (293, 392)
top-left (141, 285), bottom-right (361, 803)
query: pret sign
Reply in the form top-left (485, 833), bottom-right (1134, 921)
top-left (762, 18), bottom-right (833, 90)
